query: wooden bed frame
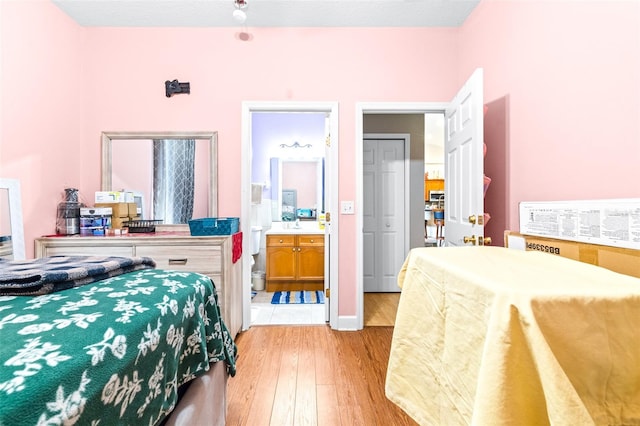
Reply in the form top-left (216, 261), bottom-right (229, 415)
top-left (504, 230), bottom-right (640, 279)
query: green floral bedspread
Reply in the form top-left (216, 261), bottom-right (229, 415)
top-left (0, 269), bottom-right (237, 425)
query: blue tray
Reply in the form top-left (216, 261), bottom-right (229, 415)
top-left (189, 218), bottom-right (239, 236)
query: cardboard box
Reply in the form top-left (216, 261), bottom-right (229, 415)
top-left (95, 203), bottom-right (138, 229)
top-left (504, 231), bottom-right (640, 279)
top-left (95, 203), bottom-right (137, 218)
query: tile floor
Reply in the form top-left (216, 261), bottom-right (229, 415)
top-left (251, 290), bottom-right (326, 326)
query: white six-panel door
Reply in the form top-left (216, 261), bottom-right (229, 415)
top-left (363, 138), bottom-right (405, 292)
top-left (444, 69), bottom-right (485, 246)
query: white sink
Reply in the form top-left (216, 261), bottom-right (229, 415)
top-left (266, 222), bottom-right (324, 235)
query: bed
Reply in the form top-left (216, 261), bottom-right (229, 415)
top-left (0, 255), bottom-right (237, 425)
top-left (386, 246), bottom-right (640, 426)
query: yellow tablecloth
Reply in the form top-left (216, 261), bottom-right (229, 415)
top-left (385, 246), bottom-right (640, 426)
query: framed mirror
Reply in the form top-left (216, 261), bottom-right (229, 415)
top-left (0, 178), bottom-right (26, 260)
top-left (101, 131), bottom-right (218, 225)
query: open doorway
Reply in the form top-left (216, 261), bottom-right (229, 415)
top-left (249, 112), bottom-right (327, 326)
top-left (360, 114), bottom-right (443, 326)
top-left (356, 103), bottom-right (448, 330)
top-left (357, 69), bottom-right (486, 329)
top-left (240, 102), bottom-right (339, 331)
top-left (423, 113), bottom-right (446, 247)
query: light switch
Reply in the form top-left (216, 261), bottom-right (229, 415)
top-left (341, 201), bottom-right (355, 215)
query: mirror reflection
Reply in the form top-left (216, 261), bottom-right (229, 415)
top-left (0, 189), bottom-right (12, 258)
top-left (0, 178), bottom-right (25, 260)
top-left (271, 158), bottom-right (324, 222)
top-left (101, 132), bottom-right (218, 225)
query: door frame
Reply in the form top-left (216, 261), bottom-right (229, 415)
top-left (356, 102), bottom-right (447, 329)
top-left (241, 101), bottom-right (340, 330)
top-left (362, 133), bottom-right (410, 292)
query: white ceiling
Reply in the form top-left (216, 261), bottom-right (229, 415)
top-left (51, 0), bottom-right (481, 27)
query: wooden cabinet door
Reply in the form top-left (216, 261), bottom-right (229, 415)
top-left (266, 235), bottom-right (296, 280)
top-left (297, 235), bottom-right (324, 280)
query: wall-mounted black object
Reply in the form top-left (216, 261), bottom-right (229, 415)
top-left (165, 80), bottom-right (190, 97)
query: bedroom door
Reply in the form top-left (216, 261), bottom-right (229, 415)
top-left (444, 68), bottom-right (486, 246)
top-left (363, 137), bottom-right (406, 292)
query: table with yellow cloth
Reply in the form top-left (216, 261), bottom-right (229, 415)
top-left (385, 246), bottom-right (640, 426)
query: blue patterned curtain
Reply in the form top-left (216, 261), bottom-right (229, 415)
top-left (152, 139), bottom-right (195, 224)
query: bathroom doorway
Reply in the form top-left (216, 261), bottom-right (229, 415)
top-left (240, 102), bottom-right (339, 330)
top-left (249, 112), bottom-right (327, 326)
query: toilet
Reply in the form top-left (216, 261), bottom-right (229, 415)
top-left (250, 197), bottom-right (269, 291)
top-left (250, 225), bottom-right (262, 257)
top-left (250, 225), bottom-right (265, 291)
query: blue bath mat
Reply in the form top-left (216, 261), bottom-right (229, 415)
top-left (271, 290), bottom-right (325, 304)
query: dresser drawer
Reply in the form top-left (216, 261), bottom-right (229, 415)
top-left (135, 245), bottom-right (221, 275)
top-left (41, 245), bottom-right (134, 257)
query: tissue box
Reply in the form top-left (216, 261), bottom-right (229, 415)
top-left (80, 207), bottom-right (113, 217)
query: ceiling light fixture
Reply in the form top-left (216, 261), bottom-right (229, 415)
top-left (233, 0), bottom-right (248, 24)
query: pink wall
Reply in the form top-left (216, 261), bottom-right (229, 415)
top-left (3, 1), bottom-right (639, 318)
top-left (1, 0), bottom-right (85, 254)
top-left (459, 0), bottom-right (640, 232)
top-left (79, 27), bottom-right (458, 317)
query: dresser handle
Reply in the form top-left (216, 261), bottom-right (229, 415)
top-left (310, 239), bottom-right (314, 243)
top-left (168, 258), bottom-right (188, 265)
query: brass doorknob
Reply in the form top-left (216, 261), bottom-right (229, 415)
top-left (468, 215), bottom-right (476, 224)
top-left (483, 237), bottom-right (492, 246)
top-left (463, 235), bottom-right (476, 245)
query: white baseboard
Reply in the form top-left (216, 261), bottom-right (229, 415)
top-left (336, 315), bottom-right (360, 331)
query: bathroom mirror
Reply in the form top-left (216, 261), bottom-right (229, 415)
top-left (271, 158), bottom-right (323, 221)
top-left (0, 178), bottom-right (26, 260)
top-left (101, 131), bottom-right (218, 225)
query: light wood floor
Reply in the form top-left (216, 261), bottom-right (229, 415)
top-left (363, 292), bottom-right (401, 326)
top-left (251, 291), bottom-right (400, 326)
top-left (226, 325), bottom-right (417, 426)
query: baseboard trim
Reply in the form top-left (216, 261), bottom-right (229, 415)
top-left (336, 315), bottom-right (360, 331)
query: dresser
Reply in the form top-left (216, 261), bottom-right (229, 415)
top-left (265, 233), bottom-right (324, 292)
top-left (34, 232), bottom-right (242, 337)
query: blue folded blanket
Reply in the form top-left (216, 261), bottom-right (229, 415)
top-left (0, 255), bottom-right (156, 296)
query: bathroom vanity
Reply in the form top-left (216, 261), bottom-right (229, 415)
top-left (265, 228), bottom-right (324, 292)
